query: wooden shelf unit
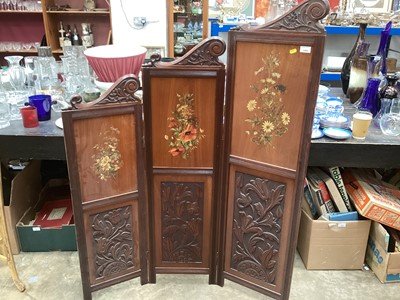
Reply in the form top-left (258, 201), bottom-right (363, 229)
top-left (167, 0), bottom-right (208, 57)
top-left (0, 0), bottom-right (111, 65)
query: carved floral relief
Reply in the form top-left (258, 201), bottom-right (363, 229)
top-left (245, 53), bottom-right (291, 146)
top-left (92, 206), bottom-right (135, 278)
top-left (161, 182), bottom-right (204, 263)
top-left (165, 93), bottom-right (205, 159)
top-left (231, 172), bottom-right (286, 284)
top-left (91, 126), bottom-right (124, 181)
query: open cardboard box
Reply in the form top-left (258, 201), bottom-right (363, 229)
top-left (297, 208), bottom-right (371, 270)
top-left (16, 178), bottom-right (77, 252)
top-left (366, 221), bottom-right (400, 283)
top-left (2, 160), bottom-right (42, 255)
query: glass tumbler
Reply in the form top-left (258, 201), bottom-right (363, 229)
top-left (0, 99), bottom-right (11, 129)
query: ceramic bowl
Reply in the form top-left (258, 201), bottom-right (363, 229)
top-left (84, 45), bottom-right (147, 82)
top-left (82, 88), bottom-right (101, 102)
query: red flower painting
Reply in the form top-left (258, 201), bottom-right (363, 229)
top-left (165, 93), bottom-right (205, 159)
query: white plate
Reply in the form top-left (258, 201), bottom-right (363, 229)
top-left (318, 84), bottom-right (330, 95)
top-left (311, 129), bottom-right (324, 139)
top-left (94, 79), bottom-right (114, 91)
top-left (55, 118), bottom-right (63, 129)
top-left (323, 127), bottom-right (351, 140)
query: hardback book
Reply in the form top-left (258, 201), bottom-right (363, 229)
top-left (312, 167), bottom-right (348, 212)
top-left (327, 166), bottom-right (353, 211)
top-left (307, 168), bottom-right (336, 213)
top-left (303, 178), bottom-right (319, 219)
top-left (328, 211), bottom-right (359, 221)
top-left (32, 199), bottom-right (73, 229)
top-left (306, 172), bottom-right (330, 216)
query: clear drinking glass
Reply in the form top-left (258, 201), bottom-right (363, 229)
top-left (4, 56), bottom-right (26, 90)
top-left (0, 97), bottom-right (11, 129)
top-left (380, 98), bottom-right (400, 136)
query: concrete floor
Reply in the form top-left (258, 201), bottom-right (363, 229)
top-left (1, 251), bottom-right (399, 300)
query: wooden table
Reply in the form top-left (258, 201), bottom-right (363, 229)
top-left (0, 94), bottom-right (400, 167)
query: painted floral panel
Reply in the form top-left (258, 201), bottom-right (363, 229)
top-left (245, 52), bottom-right (291, 146)
top-left (92, 127), bottom-right (124, 181)
top-left (165, 93), bottom-right (205, 159)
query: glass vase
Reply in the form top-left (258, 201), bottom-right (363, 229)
top-left (347, 41), bottom-right (370, 104)
top-left (358, 78), bottom-right (381, 117)
top-left (4, 56), bottom-right (26, 91)
top-left (355, 54), bottom-right (382, 116)
top-left (373, 98), bottom-right (392, 128)
top-left (341, 22), bottom-right (367, 95)
top-left (380, 98), bottom-right (400, 136)
top-left (376, 21), bottom-right (392, 77)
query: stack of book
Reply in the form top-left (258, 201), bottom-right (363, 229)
top-left (303, 166), bottom-right (357, 221)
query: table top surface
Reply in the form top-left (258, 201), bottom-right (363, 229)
top-left (0, 89), bottom-right (399, 167)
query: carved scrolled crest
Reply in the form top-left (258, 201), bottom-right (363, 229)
top-left (69, 75), bottom-right (142, 110)
top-left (252, 0), bottom-right (330, 33)
top-left (154, 37), bottom-right (226, 68)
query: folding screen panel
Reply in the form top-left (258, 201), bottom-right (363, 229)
top-left (220, 0), bottom-right (329, 298)
top-left (62, 76), bottom-right (150, 300)
top-left (142, 37), bottom-right (226, 282)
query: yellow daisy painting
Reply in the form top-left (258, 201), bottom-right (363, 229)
top-left (245, 52), bottom-right (291, 146)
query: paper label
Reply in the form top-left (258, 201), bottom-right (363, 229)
top-left (48, 207), bottom-right (67, 220)
top-left (338, 223), bottom-right (346, 228)
top-left (289, 48), bottom-right (297, 54)
top-left (32, 227), bottom-right (41, 232)
top-left (300, 46), bottom-right (312, 54)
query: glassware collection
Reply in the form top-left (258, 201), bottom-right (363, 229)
top-left (0, 45), bottom-right (99, 129)
top-left (313, 20), bottom-right (400, 140)
top-left (59, 22), bottom-right (94, 49)
top-left (0, 0), bottom-right (41, 11)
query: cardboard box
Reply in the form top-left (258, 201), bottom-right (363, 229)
top-left (366, 221), bottom-right (400, 283)
top-left (297, 209), bottom-right (371, 269)
top-left (16, 179), bottom-right (77, 252)
top-left (342, 168), bottom-right (400, 231)
top-left (2, 160), bottom-right (42, 255)
top-left (33, 199), bottom-right (73, 228)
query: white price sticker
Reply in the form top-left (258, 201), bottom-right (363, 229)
top-left (300, 46), bottom-right (312, 54)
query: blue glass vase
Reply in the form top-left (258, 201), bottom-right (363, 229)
top-left (376, 21), bottom-right (392, 77)
top-left (358, 78), bottom-right (381, 117)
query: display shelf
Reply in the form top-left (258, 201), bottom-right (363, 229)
top-left (46, 10), bottom-right (110, 15)
top-left (167, 0), bottom-right (208, 57)
top-left (320, 72), bottom-right (341, 81)
top-left (210, 23), bottom-right (400, 81)
top-left (211, 23), bottom-right (400, 37)
top-left (0, 0), bottom-right (111, 64)
top-left (0, 50), bottom-right (38, 54)
top-left (325, 25), bottom-right (400, 35)
top-left (0, 10), bottom-right (42, 14)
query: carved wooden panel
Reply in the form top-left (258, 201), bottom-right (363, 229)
top-left (142, 37), bottom-right (226, 280)
top-left (221, 1), bottom-right (329, 298)
top-left (62, 76), bottom-right (150, 300)
top-left (161, 181), bottom-right (204, 264)
top-left (229, 172), bottom-right (285, 284)
top-left (153, 175), bottom-right (212, 271)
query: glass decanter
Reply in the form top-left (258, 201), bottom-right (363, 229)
top-left (355, 54), bottom-right (382, 116)
top-left (380, 98), bottom-right (400, 136)
top-left (4, 56), bottom-right (26, 90)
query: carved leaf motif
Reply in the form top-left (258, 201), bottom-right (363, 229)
top-left (91, 206), bottom-right (135, 278)
top-left (230, 172), bottom-right (286, 284)
top-left (258, 0), bottom-right (330, 33)
top-left (161, 182), bottom-right (204, 263)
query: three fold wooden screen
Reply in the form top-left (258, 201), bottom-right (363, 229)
top-left (62, 1), bottom-right (329, 299)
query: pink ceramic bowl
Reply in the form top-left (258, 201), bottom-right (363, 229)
top-left (84, 45), bottom-right (147, 83)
